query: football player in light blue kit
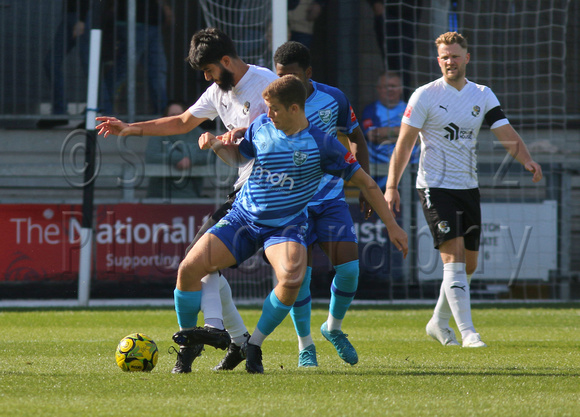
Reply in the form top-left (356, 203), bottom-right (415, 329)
top-left (179, 75), bottom-right (408, 373)
top-left (271, 41), bottom-right (372, 367)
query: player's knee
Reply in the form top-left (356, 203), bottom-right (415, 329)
top-left (278, 273), bottom-right (304, 292)
top-left (466, 264), bottom-right (477, 276)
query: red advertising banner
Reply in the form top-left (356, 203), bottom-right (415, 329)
top-left (0, 204), bottom-right (215, 283)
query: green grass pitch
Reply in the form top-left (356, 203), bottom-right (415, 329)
top-left (0, 304), bottom-right (578, 417)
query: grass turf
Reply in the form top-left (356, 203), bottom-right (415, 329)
top-left (0, 304), bottom-right (578, 417)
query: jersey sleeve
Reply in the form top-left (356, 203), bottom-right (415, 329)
top-left (319, 135), bottom-right (361, 181)
top-left (188, 87), bottom-right (219, 120)
top-left (238, 114), bottom-right (269, 159)
top-left (402, 87), bottom-right (428, 129)
top-left (484, 88), bottom-right (510, 129)
top-left (323, 84), bottom-right (360, 135)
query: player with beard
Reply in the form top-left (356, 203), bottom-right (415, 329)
top-left (96, 27), bottom-right (277, 373)
top-left (385, 32), bottom-right (542, 348)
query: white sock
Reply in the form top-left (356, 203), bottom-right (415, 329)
top-left (298, 335), bottom-right (314, 351)
top-left (442, 263), bottom-right (476, 339)
top-left (219, 274), bottom-right (248, 340)
top-left (201, 272), bottom-right (224, 329)
top-left (432, 282), bottom-right (453, 328)
top-left (248, 328), bottom-right (266, 347)
top-left (326, 314), bottom-right (343, 332)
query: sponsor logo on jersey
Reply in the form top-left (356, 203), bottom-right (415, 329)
top-left (349, 106), bottom-right (357, 123)
top-left (437, 221), bottom-right (450, 234)
top-left (362, 119), bottom-right (373, 130)
top-left (404, 105), bottom-right (413, 118)
top-left (344, 152), bottom-right (357, 164)
top-left (444, 123), bottom-right (460, 141)
top-left (254, 166), bottom-right (295, 190)
top-left (318, 109), bottom-right (332, 124)
top-left (445, 123), bottom-right (474, 141)
top-left (471, 105), bottom-right (480, 117)
top-left (459, 128), bottom-right (475, 140)
top-left (243, 101), bottom-right (251, 115)
top-left (439, 104), bottom-right (448, 112)
top-left (293, 150), bottom-right (308, 166)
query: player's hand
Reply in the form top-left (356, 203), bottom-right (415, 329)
top-left (198, 132), bottom-right (216, 150)
top-left (220, 127), bottom-right (247, 145)
top-left (526, 160), bottom-right (543, 183)
top-left (388, 224), bottom-right (408, 259)
top-left (359, 191), bottom-right (373, 219)
top-left (95, 116), bottom-right (135, 137)
top-left (384, 187), bottom-right (401, 217)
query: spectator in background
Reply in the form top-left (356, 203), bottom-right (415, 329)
top-left (376, 0), bottom-right (423, 100)
top-left (101, 0), bottom-right (170, 114)
top-left (145, 101), bottom-right (210, 199)
top-left (362, 72), bottom-right (419, 190)
top-left (43, 0), bottom-right (90, 115)
top-left (288, 0), bottom-right (328, 48)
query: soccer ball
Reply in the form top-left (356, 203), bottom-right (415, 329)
top-left (115, 333), bottom-right (159, 372)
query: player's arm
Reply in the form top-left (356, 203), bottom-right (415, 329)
top-left (96, 110), bottom-right (206, 138)
top-left (344, 126), bottom-right (373, 218)
top-left (491, 124), bottom-right (543, 183)
top-left (199, 132), bottom-right (247, 168)
top-left (384, 122), bottom-right (420, 216)
top-left (348, 168), bottom-right (408, 258)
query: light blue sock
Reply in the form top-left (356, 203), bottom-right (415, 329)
top-left (329, 260), bottom-right (359, 321)
top-left (290, 267), bottom-right (312, 337)
top-left (256, 290), bottom-right (292, 336)
top-left (174, 288), bottom-right (201, 329)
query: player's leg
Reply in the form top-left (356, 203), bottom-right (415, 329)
top-left (289, 262), bottom-right (316, 366)
top-left (213, 274), bottom-right (251, 371)
top-left (314, 201), bottom-right (359, 364)
top-left (186, 197), bottom-right (233, 331)
top-left (171, 232), bottom-right (236, 373)
top-left (438, 238), bottom-right (485, 346)
top-left (174, 232), bottom-right (235, 331)
top-left (319, 239), bottom-right (359, 365)
top-left (246, 231), bottom-right (307, 373)
top-left (419, 188), bottom-right (462, 346)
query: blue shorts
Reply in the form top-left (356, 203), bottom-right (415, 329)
top-left (208, 206), bottom-right (308, 265)
top-left (306, 198), bottom-right (358, 246)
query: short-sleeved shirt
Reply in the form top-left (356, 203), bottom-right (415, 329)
top-left (403, 77), bottom-right (508, 189)
top-left (236, 114), bottom-right (361, 227)
top-left (188, 65), bottom-right (278, 190)
top-left (362, 99), bottom-right (420, 165)
top-left (305, 80), bottom-right (359, 206)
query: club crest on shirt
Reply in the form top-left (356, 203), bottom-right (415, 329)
top-left (318, 109), bottom-right (332, 124)
top-left (293, 150), bottom-right (308, 166)
top-left (215, 219), bottom-right (231, 229)
top-left (437, 221), bottom-right (450, 234)
top-left (243, 101), bottom-right (251, 115)
top-left (471, 105), bottom-right (480, 117)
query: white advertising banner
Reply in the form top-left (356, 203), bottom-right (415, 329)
top-left (417, 200), bottom-right (558, 281)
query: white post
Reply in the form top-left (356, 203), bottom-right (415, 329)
top-left (78, 28), bottom-right (102, 307)
top-left (271, 0), bottom-right (288, 70)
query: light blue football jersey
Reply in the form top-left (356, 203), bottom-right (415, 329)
top-left (236, 114), bottom-right (360, 227)
top-left (305, 80), bottom-right (359, 206)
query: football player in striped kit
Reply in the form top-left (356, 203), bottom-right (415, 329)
top-left (190, 75), bottom-right (407, 373)
top-left (385, 32), bottom-right (542, 348)
top-left (97, 27), bottom-right (278, 373)
top-left (271, 41), bottom-right (371, 368)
